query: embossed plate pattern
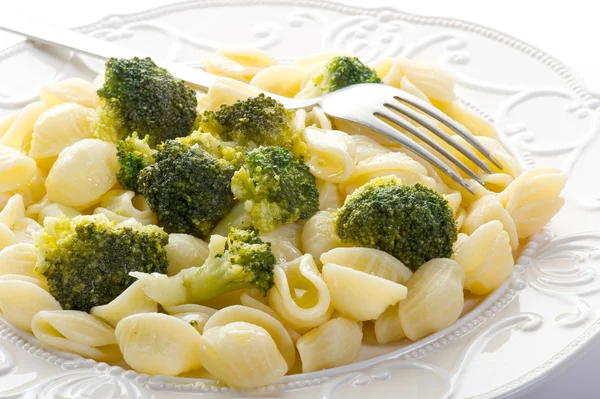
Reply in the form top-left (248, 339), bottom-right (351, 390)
top-left (0, 1), bottom-right (598, 398)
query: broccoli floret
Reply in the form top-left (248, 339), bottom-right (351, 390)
top-left (231, 146), bottom-right (319, 233)
top-left (177, 131), bottom-right (245, 170)
top-left (138, 138), bottom-right (235, 238)
top-left (199, 94), bottom-right (298, 151)
top-left (116, 133), bottom-right (155, 192)
top-left (95, 57), bottom-right (197, 147)
top-left (179, 228), bottom-right (276, 302)
top-left (35, 214), bottom-right (168, 312)
top-left (314, 56), bottom-right (381, 93)
top-left (334, 176), bottom-right (457, 271)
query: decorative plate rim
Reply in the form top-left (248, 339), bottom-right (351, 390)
top-left (0, 1), bottom-right (596, 397)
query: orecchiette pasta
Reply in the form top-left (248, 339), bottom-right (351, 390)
top-left (28, 103), bottom-right (95, 164)
top-left (45, 139), bottom-right (118, 209)
top-left (462, 194), bottom-right (519, 250)
top-left (315, 179), bottom-right (343, 211)
top-left (239, 292), bottom-right (301, 343)
top-left (32, 310), bottom-right (122, 362)
top-left (93, 190), bottom-right (157, 226)
top-left (250, 65), bottom-right (304, 98)
top-left (0, 243), bottom-right (44, 282)
top-left (0, 279), bottom-right (61, 331)
top-left (301, 210), bottom-right (345, 265)
top-left (296, 317), bottom-right (362, 373)
top-left (302, 127), bottom-right (357, 183)
top-left (0, 145), bottom-right (36, 192)
top-left (497, 168), bottom-right (567, 238)
top-left (260, 222), bottom-right (303, 264)
top-left (399, 258), bottom-right (465, 341)
top-left (163, 303), bottom-right (217, 333)
top-left (0, 101), bottom-right (48, 150)
top-left (90, 281), bottom-right (158, 327)
top-left (321, 247), bottom-right (413, 284)
top-left (322, 263), bottom-right (407, 321)
top-left (130, 272), bottom-right (187, 307)
top-left (351, 134), bottom-right (390, 163)
top-left (199, 322), bottom-right (288, 389)
top-left (40, 78), bottom-right (99, 109)
top-left (164, 233), bottom-right (210, 276)
top-left (339, 152), bottom-right (436, 197)
top-left (0, 112), bottom-right (18, 138)
top-left (205, 48), bottom-right (277, 83)
top-left (453, 221), bottom-right (514, 295)
top-left (440, 101), bottom-right (499, 139)
top-left (269, 254), bottom-right (333, 330)
top-left (0, 273), bottom-right (48, 290)
top-left (115, 313), bottom-right (203, 376)
top-left (210, 201), bottom-right (252, 237)
top-left (204, 305), bottom-right (296, 369)
top-left (374, 304), bottom-right (405, 344)
top-left (199, 77), bottom-right (262, 113)
top-left (0, 193), bottom-right (25, 228)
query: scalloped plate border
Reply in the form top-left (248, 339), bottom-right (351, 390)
top-left (0, 1), bottom-right (598, 398)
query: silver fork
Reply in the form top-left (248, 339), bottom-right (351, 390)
top-left (0, 13), bottom-right (501, 192)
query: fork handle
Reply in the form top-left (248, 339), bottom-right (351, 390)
top-left (0, 13), bottom-right (217, 92)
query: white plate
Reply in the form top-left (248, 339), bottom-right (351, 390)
top-left (0, 1), bottom-right (598, 398)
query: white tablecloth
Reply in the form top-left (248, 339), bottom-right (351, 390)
top-left (0, 1), bottom-right (597, 397)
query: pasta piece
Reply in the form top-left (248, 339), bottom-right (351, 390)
top-left (374, 304), bottom-right (406, 344)
top-left (0, 194), bottom-right (42, 244)
top-left (0, 273), bottom-right (48, 290)
top-left (0, 279), bottom-right (61, 331)
top-left (497, 168), bottom-right (566, 238)
top-left (455, 208), bottom-right (467, 231)
top-left (115, 313), bottom-right (203, 376)
top-left (210, 201), bottom-right (252, 237)
top-left (448, 136), bottom-right (521, 180)
top-left (38, 203), bottom-right (81, 225)
top-left (303, 127), bottom-right (357, 183)
top-left (452, 221), bottom-right (514, 295)
top-left (301, 210), bottom-right (344, 265)
top-left (164, 233), bottom-right (210, 276)
top-left (0, 101), bottom-right (48, 149)
top-left (45, 139), bottom-right (118, 209)
top-left (32, 310), bottom-right (122, 362)
top-left (0, 112), bottom-right (18, 138)
top-left (93, 190), bottom-right (157, 225)
top-left (0, 145), bottom-right (36, 192)
top-left (40, 78), bottom-right (98, 108)
top-left (18, 167), bottom-right (47, 207)
top-left (200, 77), bottom-right (262, 112)
top-left (205, 48), bottom-right (277, 82)
top-left (28, 103), bottom-right (95, 165)
top-left (164, 304), bottom-right (217, 333)
top-left (305, 107), bottom-right (333, 130)
top-left (204, 305), bottom-right (295, 369)
top-left (0, 224), bottom-right (17, 251)
top-left (296, 317), bottom-right (362, 373)
top-left (163, 303), bottom-right (217, 316)
top-left (399, 258), bottom-right (465, 341)
top-left (130, 272), bottom-right (187, 307)
top-left (440, 101), bottom-right (499, 139)
top-left (90, 281), bottom-right (158, 327)
top-left (199, 322), bottom-right (288, 389)
top-left (462, 194), bottom-right (519, 250)
top-left (351, 134), bottom-right (390, 163)
top-left (322, 263), bottom-right (407, 321)
top-left (0, 193), bottom-right (25, 228)
top-left (250, 65), bottom-right (304, 97)
top-left (268, 254), bottom-right (333, 330)
top-left (12, 217), bottom-right (42, 244)
top-left (260, 222), bottom-right (303, 264)
top-left (339, 152), bottom-right (436, 197)
top-left (0, 243), bottom-right (44, 281)
top-left (399, 77), bottom-right (432, 103)
top-left (315, 179), bottom-right (343, 210)
top-left (239, 292), bottom-right (301, 343)
top-left (321, 247), bottom-right (413, 284)
top-left (445, 192), bottom-right (462, 217)
top-left (396, 58), bottom-right (456, 104)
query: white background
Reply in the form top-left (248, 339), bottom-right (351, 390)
top-left (0, 0), bottom-right (598, 398)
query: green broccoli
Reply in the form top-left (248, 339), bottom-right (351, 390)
top-left (314, 56), bottom-right (381, 93)
top-left (94, 57), bottom-right (197, 147)
top-left (132, 228), bottom-right (276, 304)
top-left (199, 94), bottom-right (298, 151)
top-left (334, 176), bottom-right (457, 271)
top-left (177, 131), bottom-right (245, 170)
top-left (231, 146), bottom-right (319, 233)
top-left (138, 138), bottom-right (236, 238)
top-left (116, 133), bottom-right (155, 192)
top-left (34, 214), bottom-right (169, 312)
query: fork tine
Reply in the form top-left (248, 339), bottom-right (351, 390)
top-left (365, 115), bottom-right (474, 194)
top-left (394, 93), bottom-right (503, 169)
top-left (384, 101), bottom-right (493, 175)
top-left (377, 107), bottom-right (485, 185)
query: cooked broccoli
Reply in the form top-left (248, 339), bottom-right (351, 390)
top-left (334, 176), bottom-right (457, 271)
top-left (231, 146), bottom-right (319, 233)
top-left (199, 94), bottom-right (298, 151)
top-left (177, 131), bottom-right (245, 170)
top-left (94, 57), bottom-right (197, 147)
top-left (314, 56), bottom-right (381, 93)
top-left (138, 137), bottom-right (236, 238)
top-left (34, 214), bottom-right (168, 312)
top-left (179, 228), bottom-right (276, 302)
top-left (116, 133), bottom-right (155, 192)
